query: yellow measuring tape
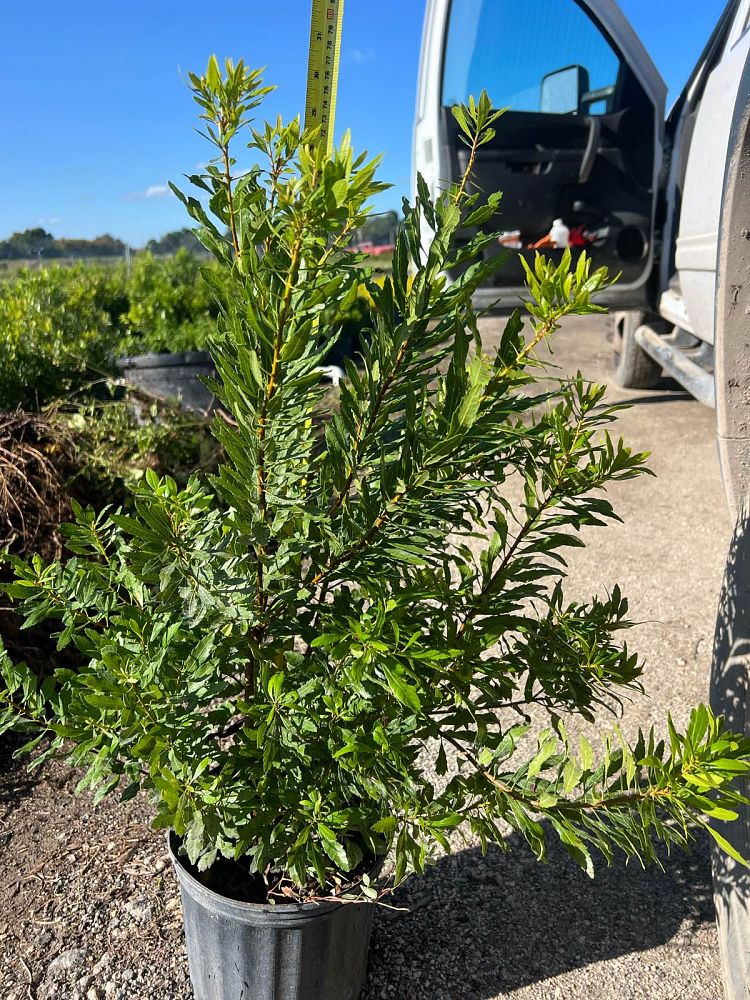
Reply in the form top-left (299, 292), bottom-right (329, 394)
top-left (304, 0), bottom-right (345, 155)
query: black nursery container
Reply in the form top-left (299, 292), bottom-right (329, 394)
top-left (117, 351), bottom-right (216, 413)
top-left (168, 833), bottom-right (374, 1000)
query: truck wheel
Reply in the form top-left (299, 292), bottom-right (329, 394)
top-left (710, 499), bottom-right (750, 1000)
top-left (612, 310), bottom-right (663, 389)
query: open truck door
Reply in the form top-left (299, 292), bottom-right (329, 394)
top-left (413, 0), bottom-right (667, 310)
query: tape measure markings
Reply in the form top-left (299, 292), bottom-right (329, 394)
top-left (304, 0), bottom-right (345, 155)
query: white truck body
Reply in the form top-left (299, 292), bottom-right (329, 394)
top-left (413, 0), bottom-right (750, 401)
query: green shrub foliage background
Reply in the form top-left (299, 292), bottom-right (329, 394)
top-left (0, 265), bottom-right (119, 409)
top-left (2, 60), bottom-right (750, 898)
top-left (0, 250), bottom-right (220, 409)
top-left (123, 249), bottom-right (218, 354)
top-left (0, 249), bottom-right (370, 409)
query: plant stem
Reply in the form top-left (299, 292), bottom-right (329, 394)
top-left (220, 124), bottom-right (241, 261)
top-left (326, 333), bottom-right (416, 520)
top-left (453, 129), bottom-right (481, 205)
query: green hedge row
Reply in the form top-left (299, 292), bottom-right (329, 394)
top-left (0, 248), bottom-right (379, 410)
top-left (0, 250), bottom-right (219, 409)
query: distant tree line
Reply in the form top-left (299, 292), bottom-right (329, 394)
top-left (0, 217), bottom-right (400, 261)
top-left (0, 229), bottom-right (126, 260)
top-left (0, 227), bottom-right (206, 261)
top-left (144, 229), bottom-right (206, 256)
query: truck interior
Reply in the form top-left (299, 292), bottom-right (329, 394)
top-left (441, 0), bottom-right (659, 293)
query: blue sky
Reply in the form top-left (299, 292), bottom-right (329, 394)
top-left (0, 1), bottom-right (727, 246)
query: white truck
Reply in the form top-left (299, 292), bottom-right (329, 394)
top-left (414, 2), bottom-right (750, 995)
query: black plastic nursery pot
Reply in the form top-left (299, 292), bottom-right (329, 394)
top-left (168, 832), bottom-right (374, 1000)
top-left (117, 351), bottom-right (216, 413)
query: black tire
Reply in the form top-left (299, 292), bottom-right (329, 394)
top-left (612, 310), bottom-right (663, 389)
top-left (710, 499), bottom-right (750, 1000)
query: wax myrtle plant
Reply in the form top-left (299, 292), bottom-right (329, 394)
top-left (2, 58), bottom-right (750, 901)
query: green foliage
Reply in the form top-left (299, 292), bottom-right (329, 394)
top-left (3, 62), bottom-right (750, 902)
top-left (145, 228), bottom-right (206, 257)
top-left (0, 253), bottom-right (221, 408)
top-left (57, 393), bottom-right (222, 497)
top-left (121, 249), bottom-right (219, 354)
top-left (0, 265), bottom-right (120, 409)
top-left (0, 228), bottom-right (126, 261)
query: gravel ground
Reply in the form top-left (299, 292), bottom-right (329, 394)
top-left (0, 314), bottom-right (732, 999)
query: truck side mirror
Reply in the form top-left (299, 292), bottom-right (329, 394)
top-left (540, 64), bottom-right (590, 114)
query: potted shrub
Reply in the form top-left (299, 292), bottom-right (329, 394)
top-left (3, 59), bottom-right (750, 1000)
top-left (117, 249), bottom-right (220, 412)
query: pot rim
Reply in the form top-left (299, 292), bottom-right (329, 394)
top-left (118, 350), bottom-right (212, 369)
top-left (167, 831), bottom-right (357, 921)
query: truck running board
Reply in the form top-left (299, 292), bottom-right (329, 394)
top-left (634, 325), bottom-right (715, 408)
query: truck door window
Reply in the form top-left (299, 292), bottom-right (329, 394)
top-left (442, 0), bottom-right (622, 115)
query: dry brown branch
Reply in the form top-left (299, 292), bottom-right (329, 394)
top-left (0, 410), bottom-right (77, 561)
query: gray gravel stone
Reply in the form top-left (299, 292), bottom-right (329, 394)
top-left (48, 948), bottom-right (89, 979)
top-left (124, 899), bottom-right (152, 924)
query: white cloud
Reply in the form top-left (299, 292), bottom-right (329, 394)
top-left (39, 216), bottom-right (62, 226)
top-left (347, 47), bottom-right (375, 65)
top-left (143, 184), bottom-right (173, 199)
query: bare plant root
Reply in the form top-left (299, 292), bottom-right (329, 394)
top-left (0, 410), bottom-right (77, 562)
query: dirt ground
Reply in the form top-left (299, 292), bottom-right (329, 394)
top-left (0, 314), bottom-right (733, 999)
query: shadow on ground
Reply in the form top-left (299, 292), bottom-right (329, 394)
top-left (619, 388), bottom-right (693, 407)
top-left (0, 732), bottom-right (37, 817)
top-left (363, 826), bottom-right (714, 999)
